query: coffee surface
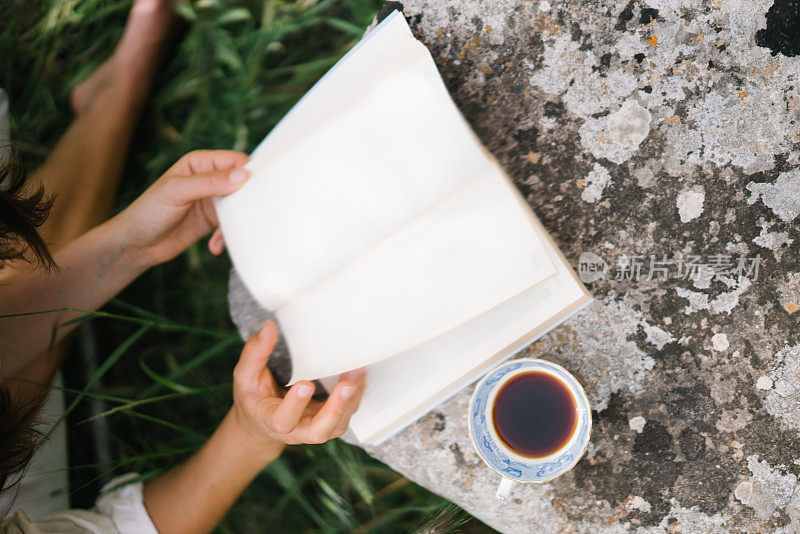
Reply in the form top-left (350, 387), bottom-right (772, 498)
top-left (492, 371), bottom-right (578, 458)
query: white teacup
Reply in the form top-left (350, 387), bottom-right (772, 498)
top-left (468, 359), bottom-right (591, 501)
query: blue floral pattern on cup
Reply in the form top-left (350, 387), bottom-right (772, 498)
top-left (468, 359), bottom-right (591, 483)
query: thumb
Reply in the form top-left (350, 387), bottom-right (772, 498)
top-left (234, 320), bottom-right (280, 386)
top-left (161, 166), bottom-right (250, 207)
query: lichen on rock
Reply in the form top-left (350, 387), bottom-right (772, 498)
top-left (579, 99), bottom-right (652, 164)
top-left (228, 0), bottom-right (800, 531)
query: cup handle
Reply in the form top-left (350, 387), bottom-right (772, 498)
top-left (496, 476), bottom-right (515, 501)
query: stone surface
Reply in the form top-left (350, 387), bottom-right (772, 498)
top-left (677, 187), bottom-right (705, 223)
top-left (229, 0), bottom-right (800, 531)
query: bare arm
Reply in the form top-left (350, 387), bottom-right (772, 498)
top-left (143, 321), bottom-right (366, 534)
top-left (0, 217), bottom-right (150, 384)
top-left (0, 150), bottom-right (249, 390)
top-left (142, 409), bottom-right (285, 534)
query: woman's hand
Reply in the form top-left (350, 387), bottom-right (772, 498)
top-left (143, 319), bottom-right (363, 534)
top-left (231, 320), bottom-right (366, 449)
top-left (114, 150), bottom-right (249, 267)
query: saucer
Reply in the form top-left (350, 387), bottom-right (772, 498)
top-left (467, 359), bottom-right (592, 484)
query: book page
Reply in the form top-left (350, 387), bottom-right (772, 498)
top-left (246, 12), bottom-right (425, 169)
top-left (345, 230), bottom-right (590, 444)
top-left (216, 61), bottom-right (489, 311)
top-left (282, 166), bottom-right (556, 383)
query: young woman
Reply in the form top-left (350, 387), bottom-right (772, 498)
top-left (0, 1), bottom-right (365, 532)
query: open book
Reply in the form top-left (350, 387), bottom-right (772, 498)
top-left (215, 11), bottom-right (592, 445)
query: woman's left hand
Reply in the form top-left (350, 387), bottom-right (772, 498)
top-left (231, 320), bottom-right (366, 448)
top-left (114, 149), bottom-right (249, 267)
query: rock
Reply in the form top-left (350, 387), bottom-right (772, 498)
top-left (581, 162), bottom-right (611, 203)
top-left (227, 0), bottom-right (800, 531)
top-left (753, 226), bottom-right (793, 261)
top-left (643, 323), bottom-right (676, 350)
top-left (629, 416), bottom-right (647, 434)
top-left (734, 456), bottom-right (798, 520)
top-left (777, 272), bottom-right (800, 310)
top-left (626, 495), bottom-right (652, 513)
top-left (762, 344), bottom-right (800, 436)
top-left (676, 187), bottom-right (705, 223)
top-left (757, 375), bottom-right (774, 390)
top-left (747, 170), bottom-right (800, 223)
top-left (579, 99), bottom-right (652, 164)
top-left (711, 333), bottom-right (729, 352)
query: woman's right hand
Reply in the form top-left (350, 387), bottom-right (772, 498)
top-left (113, 150), bottom-right (250, 268)
top-left (230, 319), bottom-right (366, 448)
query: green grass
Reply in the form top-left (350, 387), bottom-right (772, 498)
top-left (1, 0), bottom-right (496, 532)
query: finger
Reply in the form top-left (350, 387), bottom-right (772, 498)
top-left (161, 167), bottom-right (250, 206)
top-left (329, 369), bottom-right (367, 437)
top-left (267, 381), bottom-right (316, 433)
top-left (208, 228), bottom-right (225, 255)
top-left (169, 150), bottom-right (249, 175)
top-left (304, 372), bottom-right (365, 443)
top-left (234, 320), bottom-right (279, 386)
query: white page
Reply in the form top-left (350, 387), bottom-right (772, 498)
top-left (346, 231), bottom-right (589, 444)
top-left (246, 12), bottom-right (424, 169)
top-left (217, 60), bottom-right (489, 311)
top-left (217, 12), bottom-right (422, 308)
top-left (282, 166), bottom-right (555, 383)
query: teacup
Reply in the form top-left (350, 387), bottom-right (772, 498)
top-left (468, 358), bottom-right (591, 500)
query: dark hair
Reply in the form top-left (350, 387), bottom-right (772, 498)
top-left (0, 386), bottom-right (46, 498)
top-left (0, 153), bottom-right (54, 268)
top-left (0, 152), bottom-right (54, 498)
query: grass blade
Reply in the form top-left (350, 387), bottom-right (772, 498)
top-left (139, 359), bottom-right (205, 394)
top-left (327, 440), bottom-right (373, 507)
top-left (265, 456), bottom-right (334, 532)
top-left (59, 325), bottom-right (149, 426)
top-left (140, 334), bottom-right (240, 397)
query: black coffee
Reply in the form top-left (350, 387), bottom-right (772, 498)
top-left (492, 371), bottom-right (578, 458)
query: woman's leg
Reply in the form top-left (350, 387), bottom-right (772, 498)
top-left (0, 2), bottom-right (178, 516)
top-left (0, 0), bottom-right (175, 396)
top-left (34, 0), bottom-right (175, 248)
